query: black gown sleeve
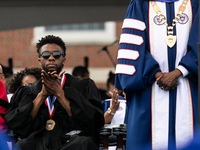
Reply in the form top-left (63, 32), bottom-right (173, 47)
top-left (5, 76), bottom-right (104, 144)
top-left (63, 78), bottom-right (104, 142)
top-left (4, 86), bottom-right (47, 138)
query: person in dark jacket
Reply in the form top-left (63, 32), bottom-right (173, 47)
top-left (5, 35), bottom-right (104, 150)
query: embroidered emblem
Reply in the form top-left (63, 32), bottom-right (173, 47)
top-left (178, 13), bottom-right (188, 24)
top-left (154, 15), bottom-right (163, 25)
top-left (154, 13), bottom-right (188, 26)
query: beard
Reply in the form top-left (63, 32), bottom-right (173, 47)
top-left (42, 64), bottom-right (64, 74)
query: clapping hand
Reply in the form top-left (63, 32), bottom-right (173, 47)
top-left (41, 70), bottom-right (65, 96)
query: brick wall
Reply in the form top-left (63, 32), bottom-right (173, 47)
top-left (0, 28), bottom-right (36, 68)
top-left (0, 21), bottom-right (123, 89)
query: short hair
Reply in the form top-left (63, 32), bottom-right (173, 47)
top-left (8, 67), bottom-right (42, 93)
top-left (72, 66), bottom-right (89, 78)
top-left (106, 71), bottom-right (115, 89)
top-left (36, 35), bottom-right (66, 57)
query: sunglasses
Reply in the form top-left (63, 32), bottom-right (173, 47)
top-left (40, 51), bottom-right (63, 59)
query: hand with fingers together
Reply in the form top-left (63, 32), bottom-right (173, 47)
top-left (110, 89), bottom-right (120, 113)
top-left (104, 89), bottom-right (120, 124)
top-left (156, 69), bottom-right (182, 91)
top-left (41, 70), bottom-right (65, 97)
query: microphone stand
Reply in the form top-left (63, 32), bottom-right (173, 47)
top-left (101, 46), bottom-right (116, 68)
top-left (97, 40), bottom-right (118, 68)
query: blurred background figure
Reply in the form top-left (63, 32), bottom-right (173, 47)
top-left (0, 65), bottom-right (5, 81)
top-left (106, 71), bottom-right (115, 98)
top-left (7, 67), bottom-right (41, 102)
top-left (102, 71), bottom-right (127, 124)
top-left (0, 79), bottom-right (9, 134)
top-left (99, 71), bottom-right (115, 100)
top-left (72, 65), bottom-right (89, 79)
top-left (101, 72), bottom-right (128, 150)
top-left (8, 67), bottom-right (41, 94)
top-left (0, 76), bottom-right (15, 150)
top-left (0, 59), bottom-right (13, 92)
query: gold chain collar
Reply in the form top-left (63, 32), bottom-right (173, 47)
top-left (151, 0), bottom-right (189, 48)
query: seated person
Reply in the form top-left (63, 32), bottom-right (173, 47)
top-left (103, 89), bottom-right (127, 125)
top-left (101, 90), bottom-right (127, 150)
top-left (7, 67), bottom-right (42, 103)
top-left (0, 65), bottom-right (13, 104)
top-left (0, 80), bottom-right (9, 134)
top-left (99, 71), bottom-right (116, 101)
top-left (72, 66), bottom-right (89, 79)
top-left (101, 72), bottom-right (127, 150)
top-left (102, 72), bottom-right (127, 124)
top-left (4, 35), bottom-right (104, 150)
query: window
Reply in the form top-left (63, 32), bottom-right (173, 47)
top-left (33, 22), bottom-right (116, 45)
top-left (45, 23), bottom-right (105, 31)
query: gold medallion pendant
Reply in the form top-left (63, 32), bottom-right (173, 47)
top-left (165, 35), bottom-right (176, 48)
top-left (151, 0), bottom-right (189, 48)
top-left (45, 119), bottom-right (56, 131)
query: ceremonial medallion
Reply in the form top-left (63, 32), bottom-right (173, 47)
top-left (151, 0), bottom-right (189, 48)
top-left (45, 119), bottom-right (56, 131)
top-left (165, 35), bottom-right (176, 48)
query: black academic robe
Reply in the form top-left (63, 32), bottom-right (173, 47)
top-left (5, 73), bottom-right (104, 150)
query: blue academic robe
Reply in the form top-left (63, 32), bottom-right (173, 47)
top-left (115, 0), bottom-right (199, 149)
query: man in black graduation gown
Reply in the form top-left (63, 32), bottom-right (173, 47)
top-left (4, 35), bottom-right (104, 150)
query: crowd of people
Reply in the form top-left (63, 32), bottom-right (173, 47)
top-left (0, 0), bottom-right (199, 149)
top-left (0, 36), bottom-right (125, 150)
top-left (0, 35), bottom-right (105, 150)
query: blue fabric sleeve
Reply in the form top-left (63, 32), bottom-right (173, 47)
top-left (115, 0), bottom-right (160, 92)
top-left (179, 8), bottom-right (199, 82)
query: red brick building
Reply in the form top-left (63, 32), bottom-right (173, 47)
top-left (0, 21), bottom-right (123, 89)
